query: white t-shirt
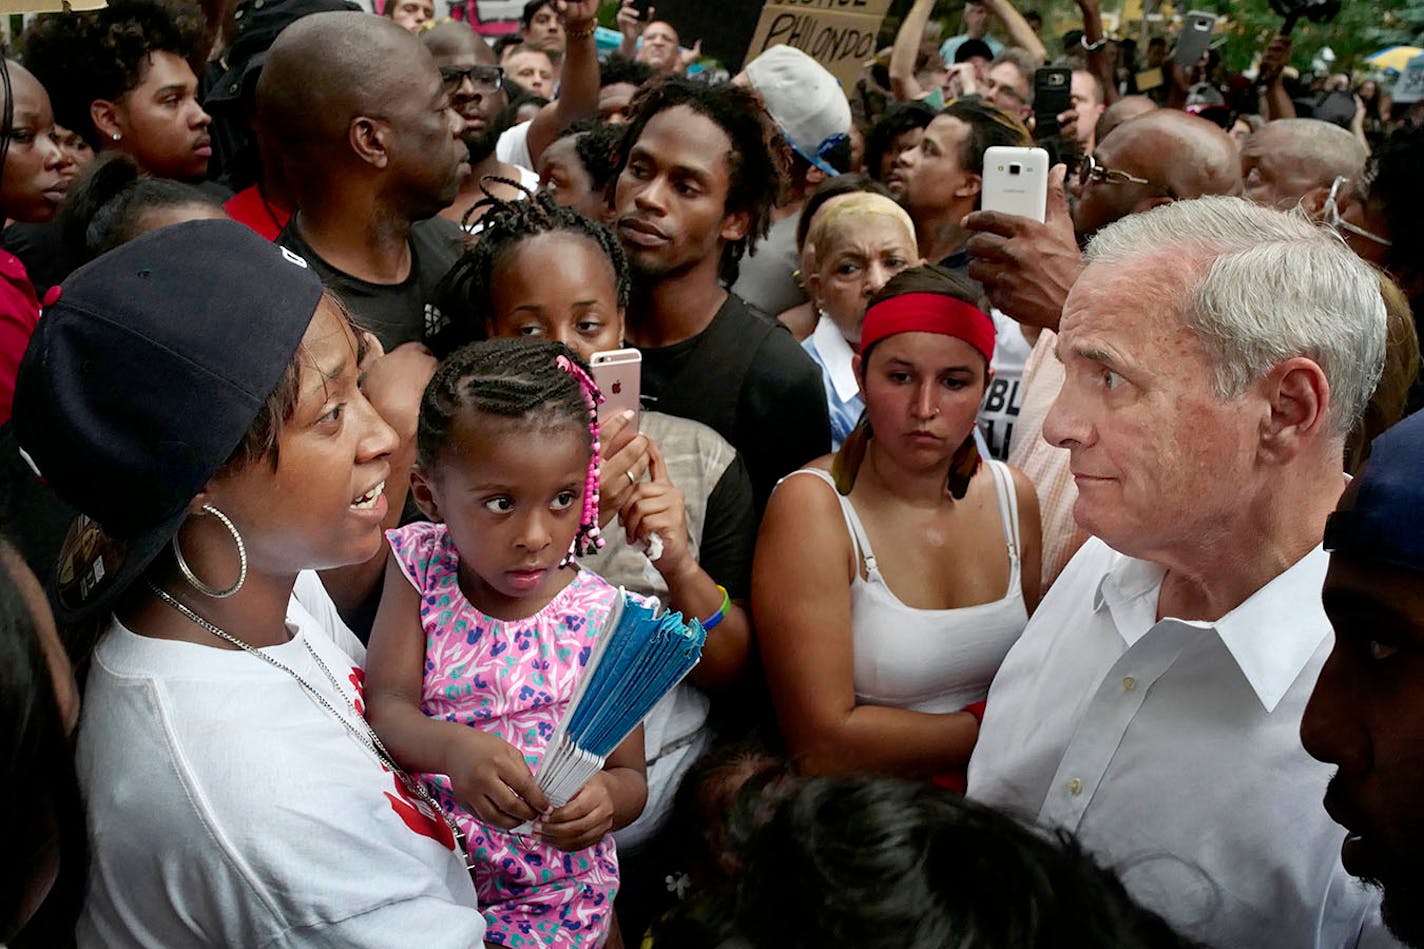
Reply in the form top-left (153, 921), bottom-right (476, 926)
top-left (977, 308), bottom-right (1032, 462)
top-left (76, 572), bottom-right (487, 948)
top-left (496, 121), bottom-right (535, 172)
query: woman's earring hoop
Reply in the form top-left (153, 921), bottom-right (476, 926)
top-left (173, 503), bottom-right (247, 599)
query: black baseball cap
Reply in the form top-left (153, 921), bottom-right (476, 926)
top-left (1325, 411), bottom-right (1424, 574)
top-left (12, 218), bottom-right (325, 622)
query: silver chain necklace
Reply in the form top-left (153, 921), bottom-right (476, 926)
top-left (146, 582), bottom-right (475, 873)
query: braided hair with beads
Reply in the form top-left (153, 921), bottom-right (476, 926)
top-left (416, 338), bottom-right (606, 558)
top-left (430, 178), bottom-right (630, 359)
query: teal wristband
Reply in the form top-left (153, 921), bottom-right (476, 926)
top-left (701, 585), bottom-right (731, 631)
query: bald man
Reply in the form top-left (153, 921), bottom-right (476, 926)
top-left (965, 109), bottom-right (1244, 587)
top-left (1070, 109), bottom-right (1242, 241)
top-left (420, 23), bottom-right (539, 228)
top-left (258, 12), bottom-right (468, 351)
top-left (1240, 118), bottom-right (1368, 211)
top-left (1092, 94), bottom-right (1157, 151)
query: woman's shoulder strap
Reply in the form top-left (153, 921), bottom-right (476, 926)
top-left (777, 467), bottom-right (878, 573)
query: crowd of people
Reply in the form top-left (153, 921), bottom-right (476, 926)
top-left (3, 0), bottom-right (1424, 946)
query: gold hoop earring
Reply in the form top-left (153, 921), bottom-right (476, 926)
top-left (173, 504), bottom-right (247, 599)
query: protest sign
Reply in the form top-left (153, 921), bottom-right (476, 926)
top-left (745, 0), bottom-right (893, 90)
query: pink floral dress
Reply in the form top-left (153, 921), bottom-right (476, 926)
top-left (388, 522), bottom-right (621, 948)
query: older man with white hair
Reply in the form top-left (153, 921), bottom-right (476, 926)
top-left (968, 197), bottom-right (1395, 947)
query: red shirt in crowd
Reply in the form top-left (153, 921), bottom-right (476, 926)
top-left (0, 248), bottom-right (41, 425)
top-left (224, 186), bottom-right (291, 242)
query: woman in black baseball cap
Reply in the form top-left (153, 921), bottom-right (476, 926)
top-left (12, 218), bottom-right (490, 945)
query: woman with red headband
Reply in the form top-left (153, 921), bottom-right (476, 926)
top-left (753, 265), bottom-right (1041, 783)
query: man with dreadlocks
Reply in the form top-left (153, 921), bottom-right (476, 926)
top-left (609, 78), bottom-right (831, 514)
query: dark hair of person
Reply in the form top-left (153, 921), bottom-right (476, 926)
top-left (568, 121), bottom-right (625, 194)
top-left (498, 86), bottom-right (548, 129)
top-left (58, 152), bottom-right (221, 270)
top-left (607, 77), bottom-right (789, 284)
top-left (492, 32), bottom-right (524, 58)
top-left (863, 100), bottom-right (935, 183)
top-left (939, 97), bottom-right (1033, 179)
top-left (821, 136), bottom-right (854, 176)
top-left (795, 172), bottom-right (895, 253)
top-left (20, 0), bottom-right (208, 149)
top-left (415, 339), bottom-right (600, 552)
top-left (434, 183), bottom-right (629, 359)
top-left (664, 742), bottom-right (792, 888)
top-left (520, 0), bottom-right (552, 28)
top-left (1366, 125), bottom-right (1424, 285)
top-left (655, 774), bottom-right (1206, 949)
top-left (599, 54), bottom-right (654, 90)
top-left (954, 37), bottom-right (994, 64)
top-left (0, 542), bottom-right (88, 945)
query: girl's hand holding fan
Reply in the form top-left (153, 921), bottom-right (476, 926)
top-left (446, 729), bottom-right (552, 830)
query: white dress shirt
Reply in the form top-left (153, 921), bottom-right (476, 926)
top-left (968, 538), bottom-right (1394, 949)
top-left (802, 316), bottom-right (865, 452)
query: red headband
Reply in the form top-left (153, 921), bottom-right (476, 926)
top-left (860, 292), bottom-right (996, 364)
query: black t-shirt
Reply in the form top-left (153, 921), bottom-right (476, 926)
top-left (697, 451), bottom-right (756, 600)
top-left (278, 216), bottom-right (464, 351)
top-left (3, 219), bottom-right (68, 297)
top-left (639, 293), bottom-right (831, 514)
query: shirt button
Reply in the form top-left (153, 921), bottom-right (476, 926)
top-left (1067, 778), bottom-right (1083, 796)
top-left (1123, 676), bottom-right (1137, 692)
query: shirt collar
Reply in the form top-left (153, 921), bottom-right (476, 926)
top-left (1093, 544), bottom-right (1332, 713)
top-left (811, 316), bottom-right (862, 403)
top-left (1210, 545), bottom-right (1331, 713)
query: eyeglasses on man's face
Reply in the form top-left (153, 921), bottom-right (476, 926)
top-left (1077, 153), bottom-right (1175, 199)
top-left (440, 65), bottom-right (504, 95)
top-left (1324, 175), bottom-right (1392, 248)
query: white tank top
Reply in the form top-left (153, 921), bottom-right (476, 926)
top-left (788, 462), bottom-right (1029, 714)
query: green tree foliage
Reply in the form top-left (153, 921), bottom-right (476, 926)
top-left (882, 0), bottom-right (1422, 74)
top-left (1198, 0), bottom-right (1421, 74)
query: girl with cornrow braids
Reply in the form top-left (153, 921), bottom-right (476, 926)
top-left (366, 338), bottom-right (647, 949)
top-left (434, 188), bottom-right (757, 939)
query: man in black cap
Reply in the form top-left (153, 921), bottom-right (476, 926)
top-left (1303, 410), bottom-right (1424, 948)
top-left (258, 11), bottom-right (469, 350)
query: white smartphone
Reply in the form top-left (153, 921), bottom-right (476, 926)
top-left (980, 146), bottom-right (1050, 223)
top-left (589, 348), bottom-right (642, 434)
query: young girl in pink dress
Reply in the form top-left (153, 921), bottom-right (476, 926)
top-left (367, 339), bottom-right (647, 948)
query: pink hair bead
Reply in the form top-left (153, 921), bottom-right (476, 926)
top-left (556, 354), bottom-right (607, 558)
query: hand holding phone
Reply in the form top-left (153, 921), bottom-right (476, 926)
top-left (980, 146), bottom-right (1050, 223)
top-left (590, 348), bottom-right (642, 435)
top-left (1032, 67), bottom-right (1073, 141)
